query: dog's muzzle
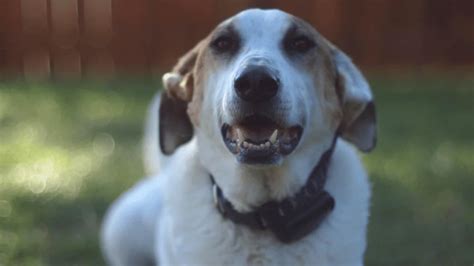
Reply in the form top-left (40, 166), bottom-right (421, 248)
top-left (221, 63), bottom-right (303, 165)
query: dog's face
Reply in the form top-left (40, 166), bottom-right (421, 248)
top-left (161, 9), bottom-right (375, 168)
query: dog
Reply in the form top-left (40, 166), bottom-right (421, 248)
top-left (101, 8), bottom-right (376, 266)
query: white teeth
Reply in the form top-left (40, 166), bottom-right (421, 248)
top-left (244, 143), bottom-right (260, 150)
top-left (242, 140), bottom-right (272, 150)
top-left (236, 129), bottom-right (243, 144)
top-left (269, 129), bottom-right (278, 144)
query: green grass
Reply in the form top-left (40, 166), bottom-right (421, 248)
top-left (0, 76), bottom-right (473, 265)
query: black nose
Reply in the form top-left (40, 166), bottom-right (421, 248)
top-left (234, 66), bottom-right (279, 102)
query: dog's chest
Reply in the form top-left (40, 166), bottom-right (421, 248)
top-left (159, 212), bottom-right (328, 266)
top-left (155, 142), bottom-right (368, 265)
top-left (157, 186), bottom-right (334, 265)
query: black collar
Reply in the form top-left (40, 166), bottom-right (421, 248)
top-left (211, 135), bottom-right (338, 243)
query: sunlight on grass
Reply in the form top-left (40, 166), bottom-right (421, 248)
top-left (0, 77), bottom-right (473, 265)
top-left (0, 85), bottom-right (123, 199)
top-left (0, 81), bottom-right (154, 265)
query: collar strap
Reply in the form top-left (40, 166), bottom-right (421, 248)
top-left (211, 135), bottom-right (338, 243)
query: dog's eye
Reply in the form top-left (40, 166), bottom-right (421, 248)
top-left (211, 36), bottom-right (235, 53)
top-left (288, 36), bottom-right (315, 53)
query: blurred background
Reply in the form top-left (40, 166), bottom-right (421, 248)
top-left (1, 0), bottom-right (473, 78)
top-left (0, 0), bottom-right (473, 265)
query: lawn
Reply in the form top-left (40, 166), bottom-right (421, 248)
top-left (0, 76), bottom-right (473, 265)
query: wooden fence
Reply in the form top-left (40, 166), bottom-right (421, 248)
top-left (0, 0), bottom-right (472, 79)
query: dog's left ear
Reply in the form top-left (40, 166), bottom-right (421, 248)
top-left (331, 47), bottom-right (377, 152)
top-left (159, 41), bottom-right (204, 155)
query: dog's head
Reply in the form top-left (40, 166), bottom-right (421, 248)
top-left (160, 9), bottom-right (375, 168)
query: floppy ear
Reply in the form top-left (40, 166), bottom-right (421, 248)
top-left (158, 93), bottom-right (193, 155)
top-left (159, 41), bottom-right (203, 154)
top-left (331, 47), bottom-right (377, 152)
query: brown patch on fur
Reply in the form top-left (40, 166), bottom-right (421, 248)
top-left (188, 49), bottom-right (208, 126)
top-left (289, 16), bottom-right (344, 131)
top-left (186, 21), bottom-right (238, 126)
top-left (165, 19), bottom-right (238, 127)
top-left (163, 38), bottom-right (210, 126)
top-left (172, 41), bottom-right (204, 75)
top-left (163, 39), bottom-right (205, 103)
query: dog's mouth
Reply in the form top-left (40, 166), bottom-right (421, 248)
top-left (221, 115), bottom-right (303, 165)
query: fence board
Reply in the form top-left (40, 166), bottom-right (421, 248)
top-left (0, 0), bottom-right (24, 77)
top-left (83, 0), bottom-right (112, 46)
top-left (23, 48), bottom-right (50, 80)
top-left (311, 0), bottom-right (344, 42)
top-left (21, 0), bottom-right (49, 39)
top-left (52, 48), bottom-right (81, 78)
top-left (50, 0), bottom-right (79, 47)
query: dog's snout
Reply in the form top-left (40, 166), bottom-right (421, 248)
top-left (234, 66), bottom-right (279, 103)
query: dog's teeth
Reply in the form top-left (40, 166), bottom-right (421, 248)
top-left (243, 141), bottom-right (249, 148)
top-left (265, 142), bottom-right (271, 148)
top-left (260, 144), bottom-right (265, 148)
top-left (269, 129), bottom-right (278, 143)
top-left (236, 128), bottom-right (244, 143)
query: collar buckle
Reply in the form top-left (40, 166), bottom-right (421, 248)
top-left (259, 191), bottom-right (335, 243)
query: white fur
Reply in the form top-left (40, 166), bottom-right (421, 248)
top-left (101, 9), bottom-right (372, 266)
top-left (102, 137), bottom-right (370, 265)
top-left (143, 92), bottom-right (162, 176)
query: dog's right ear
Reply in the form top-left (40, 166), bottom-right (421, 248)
top-left (159, 41), bottom-right (203, 154)
top-left (158, 93), bottom-right (193, 155)
top-left (162, 40), bottom-right (204, 102)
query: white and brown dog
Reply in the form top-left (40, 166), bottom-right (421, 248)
top-left (101, 9), bottom-right (376, 266)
